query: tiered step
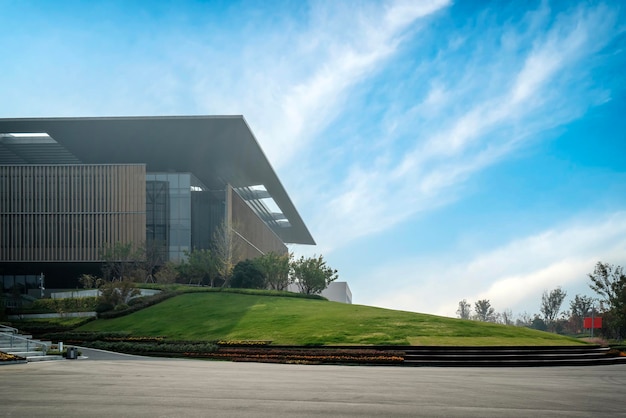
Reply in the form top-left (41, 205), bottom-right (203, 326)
top-left (0, 330), bottom-right (62, 363)
top-left (401, 345), bottom-right (626, 367)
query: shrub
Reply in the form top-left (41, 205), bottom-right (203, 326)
top-left (97, 291), bottom-right (175, 319)
top-left (95, 302), bottom-right (114, 313)
top-left (27, 297), bottom-right (99, 313)
top-left (99, 279), bottom-right (140, 307)
top-left (230, 260), bottom-right (266, 289)
top-left (9, 317), bottom-right (95, 335)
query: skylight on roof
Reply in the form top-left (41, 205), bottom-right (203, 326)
top-left (0, 132), bottom-right (57, 144)
top-left (260, 195), bottom-right (281, 213)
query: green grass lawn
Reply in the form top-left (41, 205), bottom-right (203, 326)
top-left (77, 292), bottom-right (586, 346)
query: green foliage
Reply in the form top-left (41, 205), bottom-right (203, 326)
top-left (136, 284), bottom-right (326, 300)
top-left (473, 299), bottom-right (495, 322)
top-left (456, 299), bottom-right (471, 319)
top-left (140, 240), bottom-right (167, 281)
top-left (87, 340), bottom-right (218, 355)
top-left (78, 274), bottom-right (103, 289)
top-left (9, 317), bottom-right (95, 334)
top-left (29, 297), bottom-right (99, 313)
top-left (256, 252), bottom-right (291, 290)
top-left (179, 249), bottom-right (218, 286)
top-left (100, 242), bottom-right (144, 280)
top-left (43, 331), bottom-right (132, 342)
top-left (231, 259), bottom-right (266, 289)
top-left (570, 294), bottom-right (593, 318)
top-left (95, 302), bottom-right (114, 313)
top-left (588, 261), bottom-right (626, 339)
top-left (77, 292), bottom-right (585, 346)
top-left (530, 315), bottom-right (548, 331)
top-left (291, 254), bottom-right (338, 295)
top-left (154, 262), bottom-right (179, 284)
top-left (569, 294), bottom-right (594, 332)
top-left (99, 279), bottom-right (140, 308)
top-left (211, 221), bottom-right (241, 287)
top-left (42, 330), bottom-right (217, 355)
top-left (540, 287), bottom-right (567, 330)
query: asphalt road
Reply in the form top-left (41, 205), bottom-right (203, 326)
top-left (1, 350), bottom-right (625, 417)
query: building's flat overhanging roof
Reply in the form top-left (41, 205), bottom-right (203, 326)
top-left (0, 116), bottom-right (315, 245)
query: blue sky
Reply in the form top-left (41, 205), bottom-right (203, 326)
top-left (2, 0), bottom-right (625, 318)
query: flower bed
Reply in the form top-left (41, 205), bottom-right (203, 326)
top-left (187, 347), bottom-right (405, 365)
top-left (39, 331), bottom-right (406, 365)
top-left (0, 352), bottom-right (24, 363)
top-left (216, 340), bottom-right (272, 346)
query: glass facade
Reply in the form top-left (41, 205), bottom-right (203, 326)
top-left (146, 180), bottom-right (169, 245)
top-left (1, 274), bottom-right (40, 294)
top-left (147, 173), bottom-right (224, 262)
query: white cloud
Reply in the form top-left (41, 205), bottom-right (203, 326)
top-left (192, 0), bottom-right (451, 170)
top-left (307, 2), bottom-right (622, 252)
top-left (365, 211), bottom-right (626, 317)
top-left (270, 0), bottom-right (448, 163)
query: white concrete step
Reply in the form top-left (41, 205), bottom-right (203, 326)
top-left (0, 334), bottom-right (33, 340)
top-left (7, 350), bottom-right (46, 357)
top-left (0, 342), bottom-right (51, 352)
top-left (27, 355), bottom-right (64, 362)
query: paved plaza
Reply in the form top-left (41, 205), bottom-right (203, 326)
top-left (1, 349), bottom-right (625, 417)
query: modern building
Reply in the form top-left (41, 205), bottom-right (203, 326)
top-left (0, 116), bottom-right (315, 294)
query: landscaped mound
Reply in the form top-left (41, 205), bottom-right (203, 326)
top-left (76, 291), bottom-right (585, 346)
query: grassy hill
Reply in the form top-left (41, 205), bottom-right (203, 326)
top-left (77, 292), bottom-right (586, 346)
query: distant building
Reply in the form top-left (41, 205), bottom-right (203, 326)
top-left (0, 116), bottom-right (314, 293)
top-left (287, 281), bottom-right (352, 304)
top-left (321, 282), bottom-right (352, 304)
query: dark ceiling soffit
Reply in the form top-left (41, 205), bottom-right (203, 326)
top-left (0, 116), bottom-right (315, 245)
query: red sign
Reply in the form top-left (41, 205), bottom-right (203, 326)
top-left (584, 317), bottom-right (602, 329)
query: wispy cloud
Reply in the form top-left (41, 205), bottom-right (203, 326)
top-left (306, 2), bottom-right (622, 252)
top-left (187, 0), bottom-right (452, 169)
top-left (367, 211), bottom-right (626, 317)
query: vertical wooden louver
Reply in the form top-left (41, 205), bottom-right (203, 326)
top-left (230, 190), bottom-right (287, 260)
top-left (0, 164), bottom-right (146, 262)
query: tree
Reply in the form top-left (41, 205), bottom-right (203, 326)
top-left (569, 294), bottom-right (594, 333)
top-left (529, 315), bottom-right (547, 331)
top-left (291, 254), bottom-right (338, 295)
top-left (515, 312), bottom-right (533, 327)
top-left (140, 240), bottom-right (167, 282)
top-left (456, 299), bottom-right (471, 319)
top-left (473, 299), bottom-right (495, 322)
top-left (231, 260), bottom-right (266, 289)
top-left (500, 308), bottom-right (514, 326)
top-left (180, 249), bottom-right (218, 286)
top-left (154, 262), bottom-right (179, 284)
top-left (540, 287), bottom-right (567, 331)
top-left (78, 274), bottom-right (103, 289)
top-left (588, 261), bottom-right (626, 339)
top-left (100, 242), bottom-right (143, 281)
top-left (99, 279), bottom-right (140, 309)
top-left (256, 252), bottom-right (292, 291)
top-left (212, 222), bottom-right (242, 288)
top-left (570, 294), bottom-right (593, 319)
